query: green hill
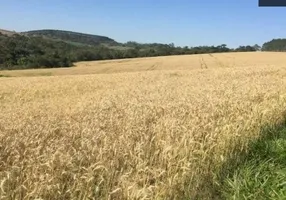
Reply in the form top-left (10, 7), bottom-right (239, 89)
top-left (22, 29), bottom-right (118, 46)
top-left (0, 28), bottom-right (262, 71)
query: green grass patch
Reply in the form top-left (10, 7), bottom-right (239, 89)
top-left (221, 124), bottom-right (286, 199)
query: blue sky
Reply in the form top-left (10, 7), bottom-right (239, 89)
top-left (0, 0), bottom-right (285, 47)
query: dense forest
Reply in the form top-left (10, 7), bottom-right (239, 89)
top-left (262, 39), bottom-right (286, 51)
top-left (0, 29), bottom-right (269, 70)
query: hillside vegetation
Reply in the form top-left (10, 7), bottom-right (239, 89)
top-left (0, 33), bottom-right (74, 69)
top-left (23, 29), bottom-right (117, 46)
top-left (2, 28), bottom-right (286, 71)
top-left (1, 53), bottom-right (286, 199)
top-left (262, 38), bottom-right (286, 51)
top-left (0, 29), bottom-right (261, 70)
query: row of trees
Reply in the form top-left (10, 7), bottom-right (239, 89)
top-left (0, 33), bottom-right (261, 70)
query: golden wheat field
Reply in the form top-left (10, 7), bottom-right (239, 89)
top-left (1, 52), bottom-right (286, 199)
top-left (1, 52), bottom-right (286, 77)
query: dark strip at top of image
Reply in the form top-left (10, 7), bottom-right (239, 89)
top-left (259, 0), bottom-right (286, 6)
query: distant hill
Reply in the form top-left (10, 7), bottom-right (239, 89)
top-left (0, 28), bottom-right (263, 71)
top-left (22, 29), bottom-right (118, 46)
top-left (0, 29), bottom-right (17, 36)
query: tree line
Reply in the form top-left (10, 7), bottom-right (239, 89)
top-left (262, 39), bottom-right (286, 51)
top-left (0, 32), bottom-right (266, 70)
